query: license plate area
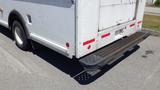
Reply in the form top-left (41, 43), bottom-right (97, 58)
top-left (115, 29), bottom-right (124, 35)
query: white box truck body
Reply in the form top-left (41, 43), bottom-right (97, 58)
top-left (0, 0), bottom-right (147, 60)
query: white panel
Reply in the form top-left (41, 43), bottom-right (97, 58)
top-left (97, 20), bottom-right (137, 49)
top-left (101, 0), bottom-right (121, 6)
top-left (136, 0), bottom-right (146, 30)
top-left (11, 0), bottom-right (76, 58)
top-left (76, 0), bottom-right (100, 58)
top-left (99, 0), bottom-right (136, 30)
top-left (0, 0), bottom-right (11, 25)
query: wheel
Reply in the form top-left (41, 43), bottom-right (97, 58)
top-left (12, 20), bottom-right (30, 51)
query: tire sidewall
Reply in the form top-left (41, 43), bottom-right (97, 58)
top-left (12, 21), bottom-right (29, 50)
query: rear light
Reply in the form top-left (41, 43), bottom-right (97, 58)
top-left (83, 39), bottom-right (95, 46)
top-left (66, 42), bottom-right (70, 48)
top-left (130, 23), bottom-right (135, 27)
top-left (138, 21), bottom-right (142, 24)
top-left (87, 45), bottom-right (91, 49)
top-left (101, 33), bottom-right (110, 38)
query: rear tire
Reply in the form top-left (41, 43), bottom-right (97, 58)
top-left (12, 20), bottom-right (30, 51)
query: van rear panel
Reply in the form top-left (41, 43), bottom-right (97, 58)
top-left (99, 0), bottom-right (137, 30)
top-left (76, 0), bottom-right (146, 58)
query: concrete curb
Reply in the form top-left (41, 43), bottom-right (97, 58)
top-left (142, 28), bottom-right (160, 37)
top-left (145, 7), bottom-right (160, 14)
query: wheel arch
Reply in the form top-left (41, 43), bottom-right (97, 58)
top-left (8, 10), bottom-right (30, 38)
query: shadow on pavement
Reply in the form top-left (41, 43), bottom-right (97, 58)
top-left (0, 26), bottom-right (14, 40)
top-left (0, 25), bottom-right (140, 85)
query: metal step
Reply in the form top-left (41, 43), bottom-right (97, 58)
top-left (79, 31), bottom-right (150, 69)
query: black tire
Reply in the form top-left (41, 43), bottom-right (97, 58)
top-left (12, 20), bottom-right (30, 51)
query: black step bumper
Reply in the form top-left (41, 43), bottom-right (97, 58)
top-left (79, 31), bottom-right (150, 68)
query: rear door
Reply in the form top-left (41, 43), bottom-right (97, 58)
top-left (99, 0), bottom-right (137, 30)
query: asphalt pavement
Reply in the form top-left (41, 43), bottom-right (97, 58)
top-left (0, 26), bottom-right (160, 90)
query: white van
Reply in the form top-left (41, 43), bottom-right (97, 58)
top-left (0, 0), bottom-right (149, 67)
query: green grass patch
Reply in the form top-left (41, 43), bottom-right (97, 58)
top-left (143, 14), bottom-right (160, 32)
top-left (154, 0), bottom-right (160, 7)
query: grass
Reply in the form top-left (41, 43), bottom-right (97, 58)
top-left (142, 14), bottom-right (160, 32)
